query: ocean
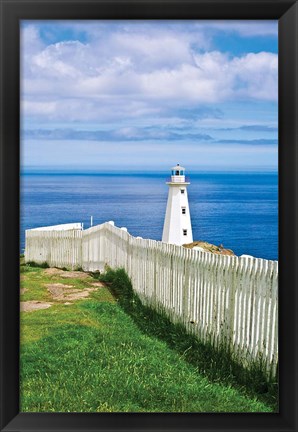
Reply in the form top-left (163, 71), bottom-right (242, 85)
top-left (20, 171), bottom-right (278, 261)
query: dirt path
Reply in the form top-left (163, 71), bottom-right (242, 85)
top-left (21, 301), bottom-right (52, 312)
top-left (21, 268), bottom-right (106, 312)
top-left (43, 268), bottom-right (91, 279)
top-left (45, 283), bottom-right (97, 301)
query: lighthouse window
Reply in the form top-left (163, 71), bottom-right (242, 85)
top-left (175, 170), bottom-right (180, 175)
top-left (181, 189), bottom-right (185, 194)
top-left (182, 207), bottom-right (186, 214)
top-left (183, 229), bottom-right (187, 236)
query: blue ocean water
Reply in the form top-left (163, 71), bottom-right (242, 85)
top-left (20, 171), bottom-right (278, 260)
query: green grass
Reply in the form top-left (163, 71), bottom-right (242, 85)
top-left (20, 262), bottom-right (276, 413)
top-left (98, 268), bottom-right (278, 410)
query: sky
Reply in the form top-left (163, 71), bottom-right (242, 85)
top-left (21, 20), bottom-right (278, 171)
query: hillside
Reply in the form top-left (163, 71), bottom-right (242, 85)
top-left (20, 260), bottom-right (274, 413)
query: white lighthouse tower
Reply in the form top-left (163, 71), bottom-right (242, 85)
top-left (162, 164), bottom-right (193, 246)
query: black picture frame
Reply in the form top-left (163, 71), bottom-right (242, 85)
top-left (0, 0), bottom-right (297, 431)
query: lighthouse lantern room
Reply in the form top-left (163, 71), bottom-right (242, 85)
top-left (162, 164), bottom-right (193, 246)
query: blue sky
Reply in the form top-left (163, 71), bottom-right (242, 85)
top-left (21, 20), bottom-right (278, 171)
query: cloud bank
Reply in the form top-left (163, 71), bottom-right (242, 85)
top-left (22, 22), bottom-right (278, 124)
top-left (21, 20), bottom-right (278, 169)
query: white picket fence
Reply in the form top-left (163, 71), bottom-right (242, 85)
top-left (25, 229), bottom-right (83, 269)
top-left (25, 221), bottom-right (278, 380)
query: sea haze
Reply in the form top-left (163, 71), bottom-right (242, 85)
top-left (20, 171), bottom-right (278, 261)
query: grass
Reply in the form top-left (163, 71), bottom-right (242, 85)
top-left (99, 268), bottom-right (278, 410)
top-left (20, 261), bottom-right (276, 413)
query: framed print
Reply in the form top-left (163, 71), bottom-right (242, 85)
top-left (0, 0), bottom-right (297, 431)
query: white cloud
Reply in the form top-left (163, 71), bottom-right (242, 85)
top-left (22, 100), bottom-right (57, 116)
top-left (193, 51), bottom-right (278, 102)
top-left (231, 52), bottom-right (278, 100)
top-left (21, 25), bottom-right (45, 54)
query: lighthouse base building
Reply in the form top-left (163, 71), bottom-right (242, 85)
top-left (162, 164), bottom-right (193, 246)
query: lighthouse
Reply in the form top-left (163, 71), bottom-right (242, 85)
top-left (162, 164), bottom-right (193, 245)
